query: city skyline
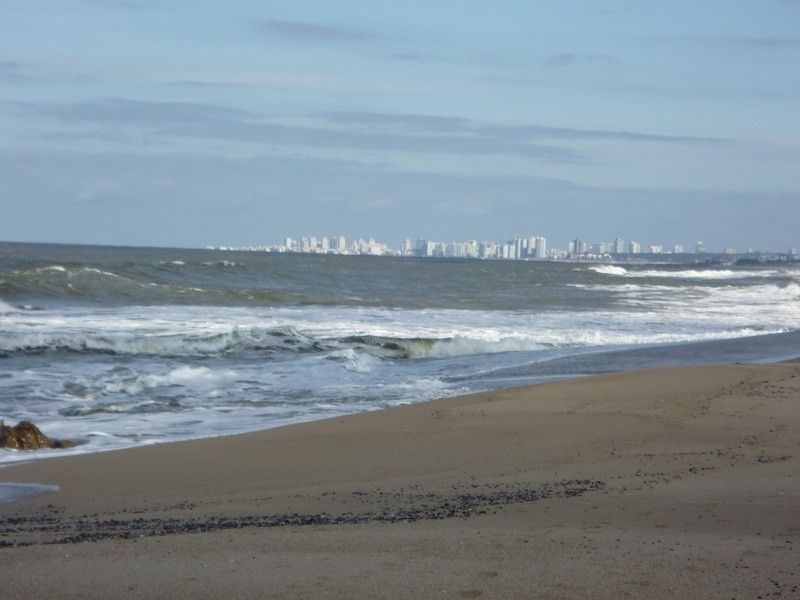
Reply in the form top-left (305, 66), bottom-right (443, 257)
top-left (2, 2), bottom-right (799, 251)
top-left (215, 231), bottom-right (794, 259)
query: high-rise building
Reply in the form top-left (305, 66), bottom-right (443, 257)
top-left (479, 241), bottom-right (496, 258)
top-left (416, 239), bottom-right (435, 257)
top-left (614, 238), bottom-right (625, 254)
top-left (515, 238), bottom-right (525, 259)
top-left (535, 237), bottom-right (547, 259)
top-left (446, 242), bottom-right (462, 257)
top-left (629, 241), bottom-right (641, 254)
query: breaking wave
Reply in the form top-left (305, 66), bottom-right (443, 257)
top-left (2, 322), bottom-right (792, 362)
top-left (589, 264), bottom-right (789, 280)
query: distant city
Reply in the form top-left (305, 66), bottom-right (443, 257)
top-left (211, 235), bottom-right (798, 262)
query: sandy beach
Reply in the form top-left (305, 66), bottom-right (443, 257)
top-left (1, 362), bottom-right (798, 599)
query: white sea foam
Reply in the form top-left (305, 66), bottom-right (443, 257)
top-left (36, 265), bottom-right (121, 279)
top-left (2, 281), bottom-right (798, 359)
top-left (202, 260), bottom-right (241, 268)
top-left (589, 264), bottom-right (628, 276)
top-left (590, 264), bottom-right (782, 280)
top-left (638, 268), bottom-right (779, 279)
top-left (83, 267), bottom-right (120, 278)
top-left (326, 348), bottom-right (376, 373)
top-left (425, 335), bottom-right (545, 358)
top-left (142, 366), bottom-right (240, 388)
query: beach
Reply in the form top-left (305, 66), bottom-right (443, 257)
top-left (1, 362), bottom-right (798, 598)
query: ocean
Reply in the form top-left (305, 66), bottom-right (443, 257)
top-left (2, 241), bottom-right (799, 465)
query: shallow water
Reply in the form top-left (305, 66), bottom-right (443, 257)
top-left (0, 482), bottom-right (60, 504)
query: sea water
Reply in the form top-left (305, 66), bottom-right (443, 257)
top-left (1, 242), bottom-right (799, 464)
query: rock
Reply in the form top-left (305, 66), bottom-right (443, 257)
top-left (0, 420), bottom-right (76, 450)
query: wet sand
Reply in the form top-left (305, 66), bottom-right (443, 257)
top-left (1, 362), bottom-right (799, 599)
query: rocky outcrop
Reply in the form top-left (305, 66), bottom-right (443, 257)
top-left (0, 421), bottom-right (76, 450)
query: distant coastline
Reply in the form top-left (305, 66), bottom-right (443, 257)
top-left (211, 242), bottom-right (799, 266)
top-left (209, 233), bottom-right (798, 263)
top-left (3, 239), bottom-right (797, 265)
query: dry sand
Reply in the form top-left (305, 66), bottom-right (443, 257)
top-left (1, 362), bottom-right (798, 599)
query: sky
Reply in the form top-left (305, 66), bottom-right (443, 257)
top-left (2, 1), bottom-right (799, 252)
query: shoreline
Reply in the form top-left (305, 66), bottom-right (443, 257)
top-left (3, 328), bottom-right (799, 470)
top-left (1, 361), bottom-right (799, 598)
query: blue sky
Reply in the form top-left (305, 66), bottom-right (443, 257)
top-left (2, 1), bottom-right (799, 252)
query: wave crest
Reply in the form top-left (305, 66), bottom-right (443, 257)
top-left (590, 264), bottom-right (783, 280)
top-left (589, 265), bottom-right (628, 276)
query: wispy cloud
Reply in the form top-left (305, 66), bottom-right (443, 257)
top-left (256, 19), bottom-right (374, 43)
top-left (7, 98), bottom-right (582, 162)
top-left (163, 79), bottom-right (249, 89)
top-left (318, 111), bottom-right (723, 144)
top-left (385, 52), bottom-right (432, 62)
top-left (0, 61), bottom-right (35, 83)
top-left (0, 60), bottom-right (97, 84)
top-left (10, 97), bottom-right (248, 124)
top-left (546, 53), bottom-right (577, 67)
top-left (6, 98), bottom-right (724, 167)
top-left (545, 52), bottom-right (618, 67)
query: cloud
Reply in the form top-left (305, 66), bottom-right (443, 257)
top-left (10, 97), bottom-right (248, 125)
top-left (544, 52), bottom-right (618, 68)
top-left (385, 52), bottom-right (432, 62)
top-left (256, 19), bottom-right (374, 43)
top-left (163, 80), bottom-right (245, 89)
top-left (0, 61), bottom-right (34, 83)
top-left (5, 98), bottom-right (724, 173)
top-left (0, 60), bottom-right (97, 84)
top-left (7, 98), bottom-right (585, 162)
top-left (546, 52), bottom-right (577, 67)
top-left (318, 111), bottom-right (723, 144)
